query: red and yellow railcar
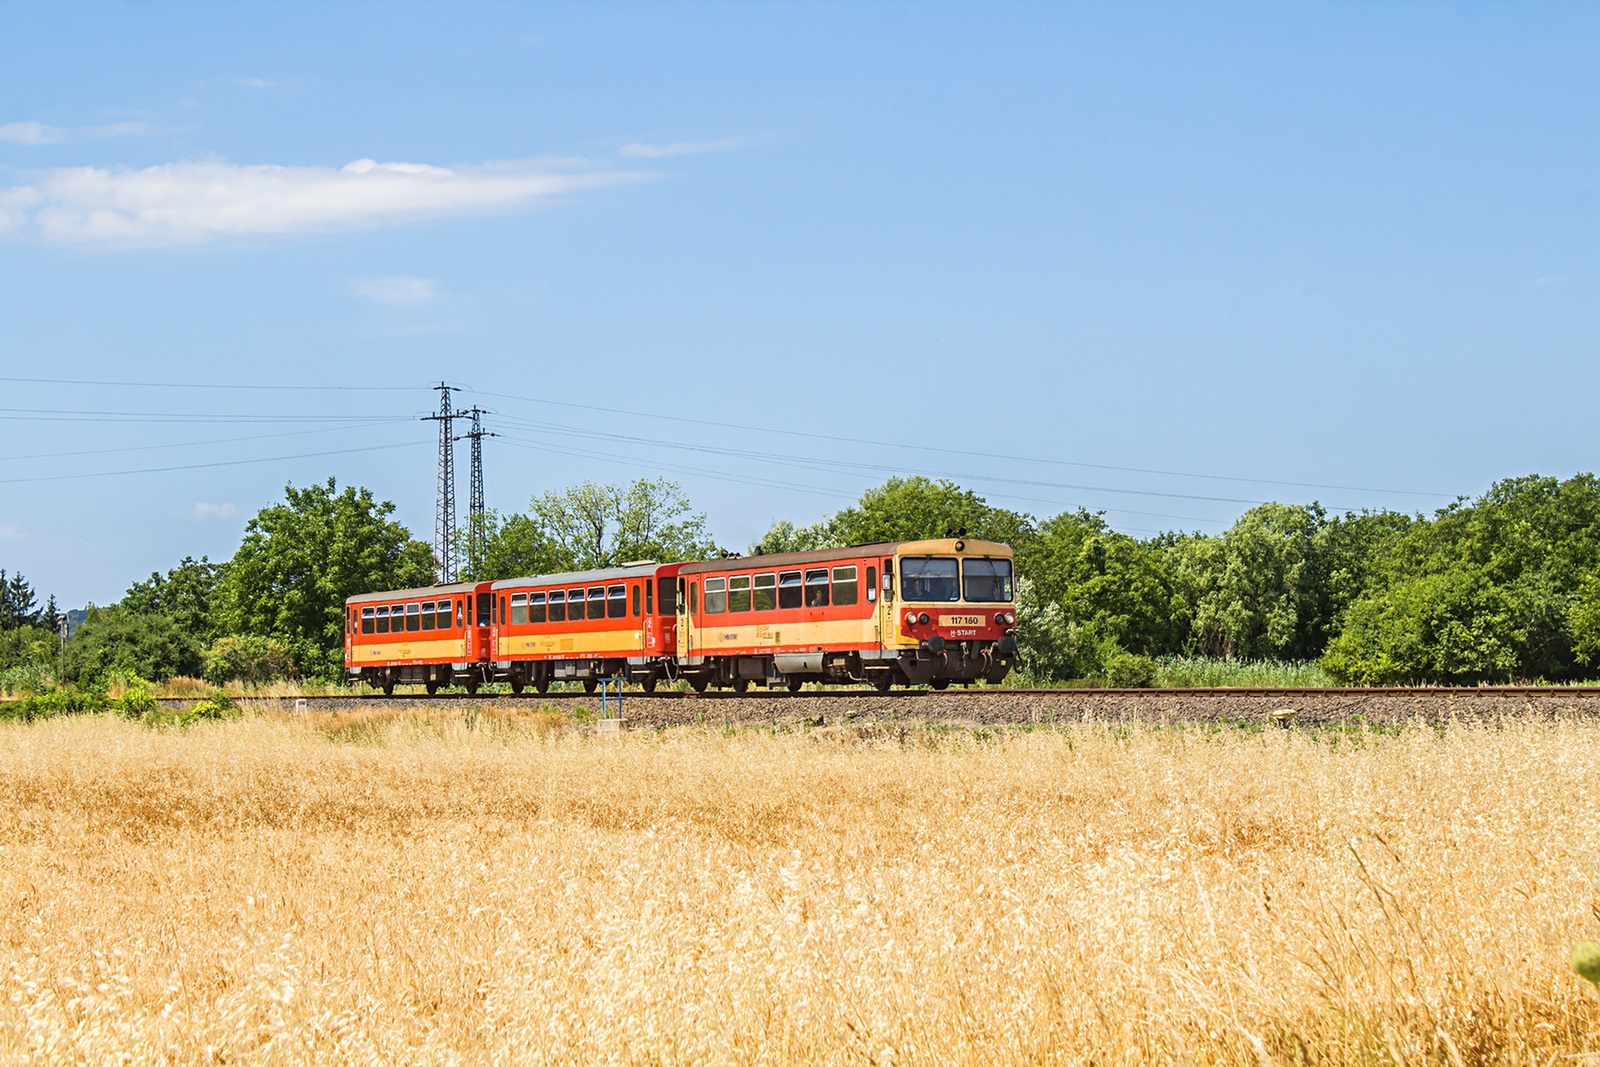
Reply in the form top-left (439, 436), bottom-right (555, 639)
top-left (673, 537), bottom-right (1017, 691)
top-left (486, 562), bottom-right (683, 692)
top-left (344, 581), bottom-right (496, 695)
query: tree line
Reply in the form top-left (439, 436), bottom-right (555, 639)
top-left (3, 470), bottom-right (1598, 691)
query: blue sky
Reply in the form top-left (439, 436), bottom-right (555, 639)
top-left (2, 2), bottom-right (1598, 608)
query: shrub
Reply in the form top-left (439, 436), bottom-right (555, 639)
top-left (0, 687), bottom-right (109, 722)
top-left (202, 635), bottom-right (297, 686)
top-left (1105, 652), bottom-right (1158, 688)
top-left (113, 688), bottom-right (161, 719)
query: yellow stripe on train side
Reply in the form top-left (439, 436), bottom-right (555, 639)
top-left (498, 630), bottom-right (645, 658)
top-left (688, 616), bottom-right (878, 651)
top-left (355, 637), bottom-right (468, 662)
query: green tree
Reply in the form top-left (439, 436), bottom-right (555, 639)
top-left (212, 479), bottom-right (434, 680)
top-left (462, 509), bottom-right (568, 581)
top-left (121, 556), bottom-right (225, 640)
top-left (1169, 503), bottom-right (1331, 660)
top-left (828, 477), bottom-right (1034, 548)
top-left (0, 569), bottom-right (41, 630)
top-left (526, 478), bottom-right (717, 570)
top-left (1322, 474), bottom-right (1600, 683)
top-left (752, 519), bottom-right (839, 555)
top-left (66, 608), bottom-right (204, 684)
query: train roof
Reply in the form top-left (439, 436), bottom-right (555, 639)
top-left (489, 562), bottom-right (663, 591)
top-left (676, 538), bottom-right (1013, 576)
top-left (346, 581), bottom-right (479, 605)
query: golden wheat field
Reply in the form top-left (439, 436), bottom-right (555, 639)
top-left (0, 708), bottom-right (1597, 1065)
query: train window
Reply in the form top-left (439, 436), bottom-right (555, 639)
top-left (362, 607), bottom-right (375, 635)
top-left (569, 588), bottom-right (586, 620)
top-left (660, 578), bottom-right (676, 615)
top-left (902, 557), bottom-right (960, 602)
top-left (690, 581), bottom-right (698, 616)
top-left (476, 593), bottom-right (492, 627)
top-left (704, 576), bottom-right (727, 613)
top-left (588, 587), bottom-right (606, 621)
top-left (420, 601), bottom-right (436, 631)
top-left (867, 566), bottom-right (877, 603)
top-left (804, 569), bottom-right (830, 608)
top-left (632, 584), bottom-right (641, 617)
top-left (406, 603), bottom-right (421, 632)
top-left (778, 570), bottom-right (803, 610)
top-left (548, 590), bottom-right (566, 623)
top-left (963, 558), bottom-right (1014, 602)
top-left (376, 606), bottom-right (390, 634)
top-left (883, 558), bottom-right (895, 602)
top-left (645, 578), bottom-right (653, 615)
top-left (457, 599), bottom-right (465, 628)
top-left (436, 601), bottom-right (450, 629)
top-left (753, 573), bottom-right (777, 611)
top-left (511, 593), bottom-right (527, 625)
top-left (728, 575), bottom-right (751, 612)
top-left (832, 566), bottom-right (859, 606)
top-left (530, 592), bottom-right (547, 624)
top-left (607, 584), bottom-right (626, 619)
top-left (500, 596), bottom-right (507, 626)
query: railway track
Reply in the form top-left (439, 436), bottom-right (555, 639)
top-left (155, 684), bottom-right (1600, 706)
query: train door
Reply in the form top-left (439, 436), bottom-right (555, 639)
top-left (878, 556), bottom-right (895, 650)
top-left (677, 577), bottom-right (693, 660)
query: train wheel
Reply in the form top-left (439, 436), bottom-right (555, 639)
top-left (583, 679), bottom-right (597, 695)
top-left (535, 675), bottom-right (549, 695)
top-left (641, 676), bottom-right (657, 694)
top-left (511, 676), bottom-right (525, 695)
top-left (465, 675), bottom-right (479, 696)
top-left (931, 679), bottom-right (950, 691)
top-left (381, 676), bottom-right (395, 697)
top-left (689, 676), bottom-right (708, 694)
top-left (425, 679), bottom-right (438, 695)
top-left (732, 678), bottom-right (749, 693)
top-left (871, 673), bottom-right (891, 693)
top-left (787, 680), bottom-right (803, 693)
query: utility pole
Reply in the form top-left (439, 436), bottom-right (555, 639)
top-left (421, 383), bottom-right (460, 585)
top-left (455, 408), bottom-right (497, 580)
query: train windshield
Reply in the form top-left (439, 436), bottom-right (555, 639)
top-left (900, 557), bottom-right (960, 602)
top-left (962, 558), bottom-right (1014, 602)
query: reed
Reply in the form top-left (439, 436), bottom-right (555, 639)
top-left (0, 711), bottom-right (1596, 1063)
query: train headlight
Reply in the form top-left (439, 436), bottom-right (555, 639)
top-left (905, 611), bottom-right (918, 626)
top-left (918, 612), bottom-right (930, 625)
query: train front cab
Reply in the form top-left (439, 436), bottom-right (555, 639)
top-left (887, 538), bottom-right (1018, 689)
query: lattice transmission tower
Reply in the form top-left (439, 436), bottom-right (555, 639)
top-left (421, 383), bottom-right (460, 584)
top-left (454, 408), bottom-right (496, 580)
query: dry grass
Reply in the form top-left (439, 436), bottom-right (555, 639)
top-left (0, 712), bottom-right (1597, 1064)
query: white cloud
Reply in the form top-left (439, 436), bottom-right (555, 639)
top-left (618, 138), bottom-right (741, 159)
top-left (193, 502), bottom-right (240, 521)
top-left (0, 121), bottom-right (69, 145)
top-left (0, 157), bottom-right (650, 247)
top-left (238, 78), bottom-right (276, 89)
top-left (350, 275), bottom-right (438, 305)
top-left (0, 523), bottom-right (23, 540)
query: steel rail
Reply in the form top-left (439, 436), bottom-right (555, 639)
top-left (151, 685), bottom-right (1600, 705)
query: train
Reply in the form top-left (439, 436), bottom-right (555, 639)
top-left (344, 537), bottom-right (1017, 694)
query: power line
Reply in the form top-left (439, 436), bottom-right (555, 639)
top-left (0, 375), bottom-right (423, 392)
top-left (0, 420), bottom-right (400, 463)
top-left (0, 440), bottom-right (429, 485)
top-left (471, 388), bottom-right (1448, 499)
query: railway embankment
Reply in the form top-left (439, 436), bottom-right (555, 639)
top-left (169, 687), bottom-right (1600, 729)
